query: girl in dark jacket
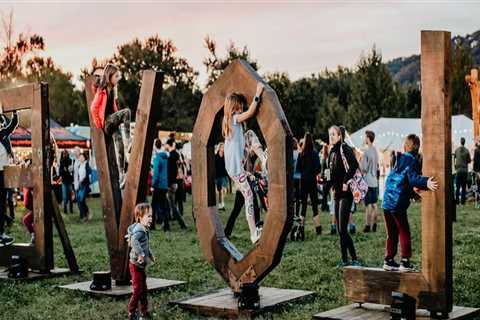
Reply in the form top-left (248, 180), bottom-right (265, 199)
top-left (327, 125), bottom-right (360, 267)
top-left (296, 132), bottom-right (322, 240)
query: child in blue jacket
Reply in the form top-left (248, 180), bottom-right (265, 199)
top-left (382, 134), bottom-right (438, 272)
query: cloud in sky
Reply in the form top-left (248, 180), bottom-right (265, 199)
top-left (3, 1), bottom-right (480, 87)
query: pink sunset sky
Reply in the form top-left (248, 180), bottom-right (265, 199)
top-left (3, 1), bottom-right (480, 87)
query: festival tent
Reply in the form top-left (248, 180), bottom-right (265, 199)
top-left (12, 119), bottom-right (89, 149)
top-left (349, 115), bottom-right (474, 152)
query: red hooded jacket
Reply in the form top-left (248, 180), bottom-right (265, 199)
top-left (90, 88), bottom-right (118, 129)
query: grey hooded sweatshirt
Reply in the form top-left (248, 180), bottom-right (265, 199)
top-left (126, 223), bottom-right (153, 268)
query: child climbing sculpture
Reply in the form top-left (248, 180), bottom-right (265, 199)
top-left (222, 82), bottom-right (267, 244)
top-left (90, 64), bottom-right (131, 187)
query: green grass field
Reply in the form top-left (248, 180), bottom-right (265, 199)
top-left (1, 194), bottom-right (479, 320)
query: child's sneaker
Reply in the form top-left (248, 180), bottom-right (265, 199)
top-left (399, 259), bottom-right (414, 272)
top-left (348, 224), bottom-right (356, 234)
top-left (250, 227), bottom-right (262, 244)
top-left (383, 259), bottom-right (400, 271)
top-left (0, 234), bottom-right (14, 247)
top-left (351, 260), bottom-right (362, 267)
top-left (336, 261), bottom-right (349, 268)
top-left (330, 224), bottom-right (337, 235)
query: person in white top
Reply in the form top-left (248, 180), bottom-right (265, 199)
top-left (222, 82), bottom-right (265, 244)
top-left (360, 130), bottom-right (379, 233)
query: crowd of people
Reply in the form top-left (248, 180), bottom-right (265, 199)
top-left (1, 63), bottom-right (476, 319)
top-left (212, 86), bottom-right (443, 272)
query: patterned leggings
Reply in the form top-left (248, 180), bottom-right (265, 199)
top-left (104, 108), bottom-right (131, 174)
top-left (231, 172), bottom-right (257, 237)
top-left (244, 130), bottom-right (267, 172)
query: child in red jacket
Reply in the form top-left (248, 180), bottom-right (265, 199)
top-left (90, 64), bottom-right (131, 187)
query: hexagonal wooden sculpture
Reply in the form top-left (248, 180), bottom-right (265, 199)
top-left (191, 60), bottom-right (293, 292)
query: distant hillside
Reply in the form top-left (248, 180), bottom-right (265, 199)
top-left (386, 30), bottom-right (480, 85)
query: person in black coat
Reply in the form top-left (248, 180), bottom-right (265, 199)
top-left (327, 125), bottom-right (360, 267)
top-left (59, 150), bottom-right (74, 213)
top-left (296, 132), bottom-right (322, 240)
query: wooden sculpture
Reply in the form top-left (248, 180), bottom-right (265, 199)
top-left (0, 83), bottom-right (78, 276)
top-left (191, 59), bottom-right (294, 294)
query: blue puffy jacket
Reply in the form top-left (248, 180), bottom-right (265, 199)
top-left (382, 152), bottom-right (428, 212)
top-left (152, 150), bottom-right (169, 190)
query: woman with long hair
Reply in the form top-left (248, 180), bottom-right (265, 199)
top-left (296, 132), bottom-right (322, 240)
top-left (327, 125), bottom-right (360, 267)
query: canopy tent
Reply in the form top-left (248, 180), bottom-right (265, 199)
top-left (12, 119), bottom-right (89, 149)
top-left (349, 115), bottom-right (474, 152)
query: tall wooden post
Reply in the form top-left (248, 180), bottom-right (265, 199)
top-left (466, 69), bottom-right (479, 143)
top-left (421, 30), bottom-right (453, 314)
top-left (86, 71), bottom-right (163, 282)
top-left (117, 70), bottom-right (164, 282)
top-left (31, 83), bottom-right (54, 272)
top-left (85, 78), bottom-right (123, 278)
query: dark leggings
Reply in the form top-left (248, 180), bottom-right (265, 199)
top-left (334, 196), bottom-right (357, 263)
top-left (300, 179), bottom-right (319, 218)
top-left (293, 178), bottom-right (301, 216)
top-left (0, 171), bottom-right (6, 234)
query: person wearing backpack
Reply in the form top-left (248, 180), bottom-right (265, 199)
top-left (327, 126), bottom-right (360, 267)
top-left (382, 134), bottom-right (438, 272)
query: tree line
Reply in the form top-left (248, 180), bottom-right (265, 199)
top-left (0, 12), bottom-right (475, 139)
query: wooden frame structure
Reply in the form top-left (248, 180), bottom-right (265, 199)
top-left (173, 60), bottom-right (314, 318)
top-left (191, 59), bottom-right (294, 292)
top-left (466, 68), bottom-right (479, 143)
top-left (316, 30), bottom-right (479, 320)
top-left (85, 70), bottom-right (163, 283)
top-left (0, 83), bottom-right (78, 276)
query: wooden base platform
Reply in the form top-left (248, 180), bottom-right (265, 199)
top-left (0, 267), bottom-right (74, 281)
top-left (59, 277), bottom-right (185, 297)
top-left (172, 287), bottom-right (315, 319)
top-left (313, 303), bottom-right (480, 320)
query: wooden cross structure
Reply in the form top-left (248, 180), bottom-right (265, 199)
top-left (191, 59), bottom-right (294, 293)
top-left (0, 83), bottom-right (78, 274)
top-left (85, 70), bottom-right (163, 283)
top-left (466, 68), bottom-right (479, 143)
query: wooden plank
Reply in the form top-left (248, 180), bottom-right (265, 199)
top-left (172, 287), bottom-right (314, 319)
top-left (31, 82), bottom-right (53, 273)
top-left (116, 70), bottom-right (164, 282)
top-left (3, 165), bottom-right (34, 188)
top-left (0, 267), bottom-right (73, 281)
top-left (313, 304), bottom-right (480, 320)
top-left (0, 243), bottom-right (40, 269)
top-left (59, 277), bottom-right (184, 297)
top-left (420, 30), bottom-right (453, 313)
top-left (343, 267), bottom-right (430, 308)
top-left (51, 191), bottom-right (79, 273)
top-left (85, 76), bottom-right (122, 279)
top-left (0, 83), bottom-right (35, 112)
